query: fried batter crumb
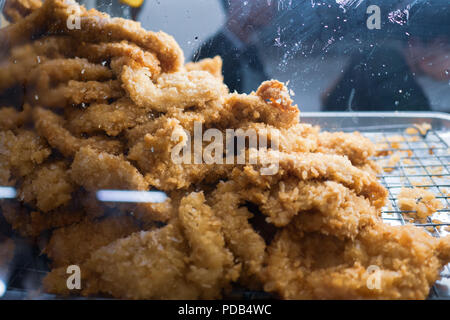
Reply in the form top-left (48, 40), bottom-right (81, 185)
top-left (398, 187), bottom-right (444, 220)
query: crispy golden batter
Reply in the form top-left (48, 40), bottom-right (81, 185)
top-left (122, 68), bottom-right (227, 112)
top-left (47, 0), bottom-right (183, 72)
top-left (0, 105), bottom-right (30, 131)
top-left (37, 80), bottom-right (124, 108)
top-left (185, 56), bottom-right (223, 80)
top-left (3, 0), bottom-right (42, 22)
top-left (208, 181), bottom-right (266, 287)
top-left (264, 221), bottom-right (450, 299)
top-left (19, 161), bottom-right (74, 212)
top-left (223, 83), bottom-right (299, 129)
top-left (44, 216), bottom-right (140, 267)
top-left (70, 146), bottom-right (148, 191)
top-left (237, 178), bottom-right (379, 234)
top-left (132, 198), bottom-right (174, 224)
top-left (230, 151), bottom-right (387, 208)
top-left (44, 192), bottom-right (239, 299)
top-left (33, 107), bottom-right (123, 156)
top-left (127, 117), bottom-right (230, 190)
top-left (1, 201), bottom-right (85, 238)
top-left (0, 37), bottom-right (73, 92)
top-left (75, 41), bottom-right (161, 78)
top-left (27, 58), bottom-right (113, 103)
top-left (0, 129), bottom-right (51, 184)
top-left (65, 97), bottom-right (150, 136)
top-left (0, 0), bottom-right (50, 50)
top-left (316, 131), bottom-right (375, 166)
top-left (438, 236), bottom-right (450, 262)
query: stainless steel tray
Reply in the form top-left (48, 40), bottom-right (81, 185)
top-left (301, 111), bottom-right (450, 131)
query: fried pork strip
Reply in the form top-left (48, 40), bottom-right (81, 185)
top-left (19, 161), bottom-right (74, 212)
top-left (0, 201), bottom-right (85, 238)
top-left (37, 80), bottom-right (124, 108)
top-left (44, 216), bottom-right (141, 267)
top-left (65, 98), bottom-right (151, 136)
top-left (3, 0), bottom-right (42, 22)
top-left (0, 0), bottom-right (184, 72)
top-left (208, 181), bottom-right (267, 288)
top-left (316, 131), bottom-right (375, 166)
top-left (122, 68), bottom-right (228, 112)
top-left (70, 146), bottom-right (148, 192)
top-left (33, 107), bottom-right (123, 157)
top-left (44, 192), bottom-right (239, 299)
top-left (264, 221), bottom-right (450, 299)
top-left (0, 105), bottom-right (30, 131)
top-left (231, 151), bottom-right (387, 208)
top-left (0, 129), bottom-right (51, 185)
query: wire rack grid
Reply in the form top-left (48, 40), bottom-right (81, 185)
top-left (350, 124), bottom-right (450, 299)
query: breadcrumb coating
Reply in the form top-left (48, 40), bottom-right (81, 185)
top-left (66, 97), bottom-right (149, 136)
top-left (44, 192), bottom-right (239, 299)
top-left (1, 201), bottom-right (85, 238)
top-left (0, 129), bottom-right (51, 184)
top-left (19, 161), bottom-right (73, 212)
top-left (264, 221), bottom-right (449, 299)
top-left (3, 0), bottom-right (41, 22)
top-left (34, 107), bottom-right (123, 156)
top-left (0, 0), bottom-right (448, 301)
top-left (44, 216), bottom-right (141, 267)
top-left (70, 146), bottom-right (148, 191)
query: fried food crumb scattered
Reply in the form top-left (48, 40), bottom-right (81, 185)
top-left (398, 187), bottom-right (444, 220)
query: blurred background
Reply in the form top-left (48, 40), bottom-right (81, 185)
top-left (21, 0), bottom-right (450, 112)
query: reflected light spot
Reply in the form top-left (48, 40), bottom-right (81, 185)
top-left (0, 187), bottom-right (16, 199)
top-left (0, 279), bottom-right (6, 297)
top-left (96, 190), bottom-right (167, 203)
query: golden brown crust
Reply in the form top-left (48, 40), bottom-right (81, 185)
top-left (33, 107), bottom-right (123, 157)
top-left (0, 129), bottom-right (51, 184)
top-left (37, 80), bottom-right (124, 108)
top-left (122, 68), bottom-right (227, 112)
top-left (208, 181), bottom-right (266, 288)
top-left (0, 105), bottom-right (30, 131)
top-left (19, 161), bottom-right (74, 212)
top-left (3, 0), bottom-right (42, 22)
top-left (185, 56), bottom-right (223, 80)
top-left (65, 97), bottom-right (149, 136)
top-left (316, 131), bottom-right (375, 166)
top-left (264, 221), bottom-right (448, 299)
top-left (70, 146), bottom-right (148, 191)
top-left (1, 201), bottom-right (85, 238)
top-left (44, 216), bottom-right (141, 267)
top-left (47, 0), bottom-right (183, 73)
top-left (44, 192), bottom-right (240, 299)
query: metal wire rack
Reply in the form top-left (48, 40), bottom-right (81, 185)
top-left (345, 123), bottom-right (450, 299)
top-left (1, 120), bottom-right (449, 299)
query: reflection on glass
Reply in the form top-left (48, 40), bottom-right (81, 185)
top-left (0, 279), bottom-right (6, 298)
top-left (96, 190), bottom-right (167, 203)
top-left (187, 0), bottom-right (449, 112)
top-left (0, 187), bottom-right (16, 199)
top-left (193, 0), bottom-right (275, 93)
